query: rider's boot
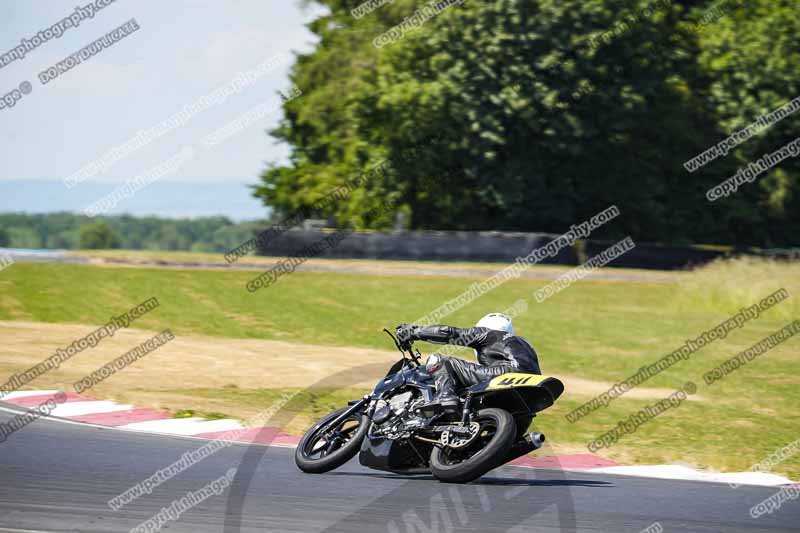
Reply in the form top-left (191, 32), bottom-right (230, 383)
top-left (419, 355), bottom-right (460, 414)
top-left (428, 377), bottom-right (459, 411)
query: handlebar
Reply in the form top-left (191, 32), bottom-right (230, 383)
top-left (383, 328), bottom-right (422, 367)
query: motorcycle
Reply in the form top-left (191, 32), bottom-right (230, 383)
top-left (295, 329), bottom-right (564, 483)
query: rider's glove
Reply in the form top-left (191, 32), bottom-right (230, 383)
top-left (395, 324), bottom-right (418, 349)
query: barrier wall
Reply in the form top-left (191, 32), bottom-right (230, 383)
top-left (256, 229), bottom-right (748, 270)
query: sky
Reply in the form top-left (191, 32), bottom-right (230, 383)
top-left (0, 0), bottom-right (328, 218)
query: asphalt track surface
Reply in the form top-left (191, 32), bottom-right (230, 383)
top-left (0, 406), bottom-right (796, 533)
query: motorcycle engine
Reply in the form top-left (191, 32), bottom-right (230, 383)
top-left (388, 391), bottom-right (415, 415)
top-left (371, 390), bottom-right (424, 439)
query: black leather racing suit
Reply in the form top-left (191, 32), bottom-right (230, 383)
top-left (406, 325), bottom-right (541, 400)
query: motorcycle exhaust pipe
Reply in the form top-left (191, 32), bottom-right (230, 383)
top-left (504, 432), bottom-right (546, 463)
top-left (528, 432), bottom-right (545, 450)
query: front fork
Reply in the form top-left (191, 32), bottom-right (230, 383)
top-left (322, 395), bottom-right (373, 437)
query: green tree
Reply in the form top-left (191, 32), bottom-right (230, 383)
top-left (694, 0), bottom-right (800, 246)
top-left (7, 227), bottom-right (41, 248)
top-left (0, 227), bottom-right (9, 248)
top-left (0, 213), bottom-right (268, 252)
top-left (79, 221), bottom-right (121, 250)
top-left (256, 0), bottom-right (739, 243)
top-left (255, 0), bottom-right (797, 246)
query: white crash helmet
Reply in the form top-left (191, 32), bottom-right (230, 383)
top-left (475, 313), bottom-right (514, 335)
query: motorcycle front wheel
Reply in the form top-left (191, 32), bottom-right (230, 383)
top-left (295, 407), bottom-right (370, 474)
top-left (429, 408), bottom-right (515, 483)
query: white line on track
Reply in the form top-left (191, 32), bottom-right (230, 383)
top-left (0, 390), bottom-right (61, 400)
top-left (590, 465), bottom-right (793, 487)
top-left (0, 527), bottom-right (57, 533)
top-left (50, 400), bottom-right (135, 417)
top-left (0, 403), bottom-right (258, 447)
top-left (120, 417), bottom-right (244, 435)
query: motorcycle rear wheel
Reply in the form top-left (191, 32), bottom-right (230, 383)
top-left (429, 408), bottom-right (515, 483)
top-left (295, 407), bottom-right (369, 474)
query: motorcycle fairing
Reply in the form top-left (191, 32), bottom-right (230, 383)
top-left (359, 434), bottom-right (430, 473)
top-left (469, 373), bottom-right (565, 414)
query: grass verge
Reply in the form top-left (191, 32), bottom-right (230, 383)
top-left (0, 257), bottom-right (797, 478)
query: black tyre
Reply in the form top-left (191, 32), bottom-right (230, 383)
top-left (429, 408), bottom-right (516, 484)
top-left (295, 407), bottom-right (369, 474)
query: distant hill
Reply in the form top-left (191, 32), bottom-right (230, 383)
top-left (0, 180), bottom-right (269, 221)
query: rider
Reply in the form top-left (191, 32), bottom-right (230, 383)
top-left (395, 313), bottom-right (541, 410)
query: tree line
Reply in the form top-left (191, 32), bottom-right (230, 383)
top-left (0, 213), bottom-right (266, 252)
top-left (255, 0), bottom-right (799, 247)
